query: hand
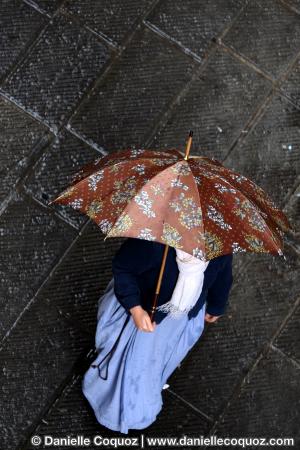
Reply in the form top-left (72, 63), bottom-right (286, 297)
top-left (129, 305), bottom-right (157, 332)
top-left (205, 313), bottom-right (221, 323)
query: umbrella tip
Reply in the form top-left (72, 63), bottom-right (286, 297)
top-left (189, 130), bottom-right (193, 137)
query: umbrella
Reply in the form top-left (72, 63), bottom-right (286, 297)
top-left (49, 132), bottom-right (292, 320)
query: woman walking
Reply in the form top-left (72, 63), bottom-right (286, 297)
top-left (82, 237), bottom-right (233, 433)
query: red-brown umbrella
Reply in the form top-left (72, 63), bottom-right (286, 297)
top-left (49, 132), bottom-right (292, 319)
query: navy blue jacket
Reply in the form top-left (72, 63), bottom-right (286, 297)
top-left (112, 238), bottom-right (233, 324)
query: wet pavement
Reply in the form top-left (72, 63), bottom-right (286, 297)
top-left (0, 1), bottom-right (299, 449)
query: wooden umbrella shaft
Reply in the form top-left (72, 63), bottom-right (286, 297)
top-left (149, 131), bottom-right (193, 322)
top-left (184, 131), bottom-right (193, 160)
top-left (149, 243), bottom-right (169, 321)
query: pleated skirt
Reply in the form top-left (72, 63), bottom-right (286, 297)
top-left (82, 277), bottom-right (206, 434)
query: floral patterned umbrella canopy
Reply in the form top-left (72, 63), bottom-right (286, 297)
top-left (50, 142), bottom-right (291, 261)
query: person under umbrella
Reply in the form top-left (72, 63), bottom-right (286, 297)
top-left (82, 237), bottom-right (233, 433)
top-left (50, 132), bottom-right (291, 434)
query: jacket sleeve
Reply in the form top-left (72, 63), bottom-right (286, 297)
top-left (205, 254), bottom-right (233, 316)
top-left (112, 238), bottom-right (156, 313)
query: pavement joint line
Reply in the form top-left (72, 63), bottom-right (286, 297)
top-left (216, 40), bottom-right (276, 83)
top-left (269, 343), bottom-right (300, 369)
top-left (217, 0), bottom-right (252, 41)
top-left (222, 87), bottom-right (275, 163)
top-left (0, 190), bottom-right (15, 217)
top-left (275, 45), bottom-right (300, 85)
top-left (0, 116), bottom-right (99, 233)
top-left (0, 90), bottom-right (58, 134)
top-left (274, 86), bottom-right (300, 111)
top-left (167, 388), bottom-right (214, 423)
top-left (143, 20), bottom-right (204, 64)
top-left (222, 85), bottom-right (300, 179)
top-left (22, 0), bottom-right (53, 18)
top-left (0, 17), bottom-right (51, 87)
top-left (207, 294), bottom-right (300, 436)
top-left (0, 91), bottom-right (42, 127)
top-left (220, 28), bottom-right (300, 89)
top-left (23, 0), bottom-right (68, 19)
top-left (116, 0), bottom-right (162, 52)
top-left (0, 132), bottom-right (54, 216)
top-left (19, 134), bottom-right (56, 182)
top-left (28, 191), bottom-right (81, 231)
top-left (279, 0), bottom-right (300, 15)
top-left (59, 7), bottom-right (120, 51)
top-left (0, 218), bottom-right (92, 351)
top-left (65, 124), bottom-right (108, 156)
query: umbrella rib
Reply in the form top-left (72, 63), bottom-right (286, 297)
top-left (183, 161), bottom-right (206, 258)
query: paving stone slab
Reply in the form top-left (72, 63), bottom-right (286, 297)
top-left (64, 0), bottom-right (154, 46)
top-left (0, 96), bottom-right (48, 205)
top-left (165, 245), bottom-right (300, 418)
top-left (3, 15), bottom-right (111, 132)
top-left (281, 58), bottom-right (300, 108)
top-left (29, 223), bottom-right (124, 338)
top-left (24, 0), bottom-right (64, 15)
top-left (25, 377), bottom-right (209, 450)
top-left (150, 47), bottom-right (271, 160)
top-left (25, 130), bottom-right (101, 229)
top-left (214, 348), bottom-right (300, 439)
top-left (0, 0), bottom-right (48, 79)
top-left (148, 0), bottom-right (245, 59)
top-left (0, 191), bottom-right (77, 340)
top-left (225, 94), bottom-right (300, 208)
top-left (0, 293), bottom-right (92, 450)
top-left (223, 0), bottom-right (300, 79)
top-left (69, 26), bottom-right (196, 151)
top-left (274, 304), bottom-right (300, 363)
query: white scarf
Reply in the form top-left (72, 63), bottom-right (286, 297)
top-left (156, 248), bottom-right (209, 319)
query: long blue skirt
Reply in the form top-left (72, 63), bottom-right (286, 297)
top-left (82, 277), bottom-right (206, 434)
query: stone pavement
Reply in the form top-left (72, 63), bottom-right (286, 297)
top-left (0, 1), bottom-right (300, 449)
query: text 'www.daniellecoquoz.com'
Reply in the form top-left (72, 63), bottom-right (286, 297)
top-left (30, 434), bottom-right (296, 448)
